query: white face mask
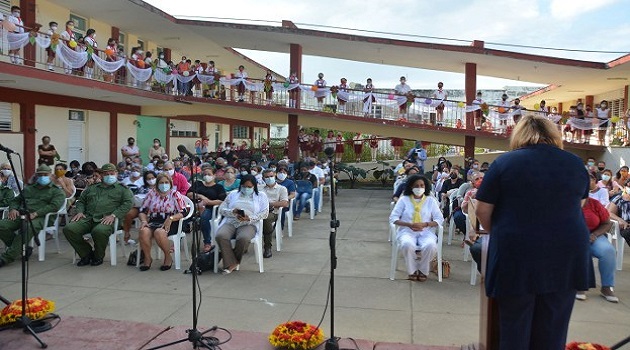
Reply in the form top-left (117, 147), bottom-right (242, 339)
top-left (203, 175), bottom-right (214, 183)
top-left (12, 12), bottom-right (20, 17)
top-left (166, 169), bottom-right (175, 176)
top-left (277, 173), bottom-right (287, 181)
top-left (146, 178), bottom-right (156, 186)
top-left (131, 171), bottom-right (141, 178)
top-left (1, 169), bottom-right (11, 177)
top-left (412, 188), bottom-right (424, 197)
top-left (251, 171), bottom-right (258, 176)
top-left (51, 26), bottom-right (58, 31)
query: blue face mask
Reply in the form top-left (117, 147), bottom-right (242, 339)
top-left (37, 176), bottom-right (51, 186)
top-left (103, 175), bottom-right (117, 185)
top-left (158, 183), bottom-right (171, 192)
top-left (241, 187), bottom-right (254, 196)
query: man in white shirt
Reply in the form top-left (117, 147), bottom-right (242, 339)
top-left (394, 76), bottom-right (412, 117)
top-left (308, 159), bottom-right (325, 212)
top-left (432, 82), bottom-right (448, 126)
top-left (259, 169), bottom-right (288, 258)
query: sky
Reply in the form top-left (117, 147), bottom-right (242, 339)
top-left (144, 0), bottom-right (630, 89)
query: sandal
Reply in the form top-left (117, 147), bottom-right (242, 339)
top-left (203, 243), bottom-right (213, 253)
top-left (408, 271), bottom-right (421, 281)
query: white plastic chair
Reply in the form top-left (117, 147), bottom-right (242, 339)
top-left (317, 184), bottom-right (326, 213)
top-left (211, 214), bottom-right (264, 273)
top-left (0, 207), bottom-right (8, 219)
top-left (608, 220), bottom-right (625, 271)
top-left (275, 197), bottom-right (296, 250)
top-left (36, 200), bottom-right (67, 261)
top-left (309, 188), bottom-right (317, 220)
top-left (389, 224), bottom-right (444, 282)
top-left (72, 218), bottom-right (127, 266)
top-left (152, 196), bottom-right (195, 270)
top-left (447, 200), bottom-right (457, 245)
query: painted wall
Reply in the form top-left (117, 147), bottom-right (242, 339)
top-left (11, 103), bottom-right (20, 132)
top-left (88, 18), bottom-right (111, 43)
top-left (86, 111), bottom-right (109, 165)
top-left (600, 147), bottom-right (630, 170)
top-left (0, 132), bottom-right (24, 179)
top-left (35, 105), bottom-right (69, 165)
top-left (169, 137), bottom-right (197, 159)
top-left (136, 115), bottom-right (166, 163)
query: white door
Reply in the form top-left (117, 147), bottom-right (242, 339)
top-left (67, 120), bottom-right (85, 163)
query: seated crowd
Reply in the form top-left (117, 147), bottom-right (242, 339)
top-left (0, 135), bottom-right (335, 274)
top-left (389, 141), bottom-right (630, 303)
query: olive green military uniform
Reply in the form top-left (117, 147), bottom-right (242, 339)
top-left (63, 182), bottom-right (133, 260)
top-left (0, 183), bottom-right (64, 264)
top-left (0, 186), bottom-right (14, 207)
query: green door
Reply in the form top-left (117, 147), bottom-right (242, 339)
top-left (136, 116), bottom-right (167, 165)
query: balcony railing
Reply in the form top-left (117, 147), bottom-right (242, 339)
top-left (0, 24), bottom-right (625, 147)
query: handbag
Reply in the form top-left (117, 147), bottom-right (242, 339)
top-left (126, 249), bottom-right (145, 266)
top-left (430, 258), bottom-right (451, 278)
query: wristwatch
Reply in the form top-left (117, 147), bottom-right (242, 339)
top-left (169, 216), bottom-right (174, 221)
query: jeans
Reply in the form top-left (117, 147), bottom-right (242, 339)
top-left (591, 235), bottom-right (616, 287)
top-left (200, 208), bottom-right (214, 245)
top-left (177, 81), bottom-right (189, 95)
top-left (452, 208), bottom-right (466, 233)
top-left (294, 192), bottom-right (311, 217)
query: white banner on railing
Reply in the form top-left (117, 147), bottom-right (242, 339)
top-left (153, 68), bottom-right (175, 85)
top-left (7, 32), bottom-right (30, 50)
top-left (91, 53), bottom-right (125, 73)
top-left (125, 62), bottom-right (152, 82)
top-left (56, 43), bottom-right (88, 68)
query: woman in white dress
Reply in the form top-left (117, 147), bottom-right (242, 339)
top-left (389, 175), bottom-right (444, 281)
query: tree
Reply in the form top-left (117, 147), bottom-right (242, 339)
top-left (336, 163), bottom-right (375, 189)
top-left (372, 161), bottom-right (395, 187)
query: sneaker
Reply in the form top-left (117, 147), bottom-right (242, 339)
top-left (601, 287), bottom-right (619, 303)
top-left (575, 292), bottom-right (587, 301)
top-left (263, 247), bottom-right (272, 259)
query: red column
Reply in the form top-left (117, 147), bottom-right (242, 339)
top-left (464, 62), bottom-right (477, 161)
top-left (249, 126), bottom-right (255, 148)
top-left (163, 48), bottom-right (171, 64)
top-left (111, 26), bottom-right (120, 42)
top-left (109, 112), bottom-right (118, 164)
top-left (20, 0), bottom-right (36, 67)
top-left (20, 102), bottom-right (36, 177)
top-left (288, 114), bottom-right (299, 161)
top-left (290, 44), bottom-right (302, 109)
top-left (585, 95), bottom-right (594, 108)
top-left (557, 102), bottom-right (563, 114)
top-left (624, 85), bottom-right (629, 112)
top-left (200, 122), bottom-right (207, 139)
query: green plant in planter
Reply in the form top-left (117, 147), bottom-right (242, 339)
top-left (373, 161), bottom-right (395, 187)
top-left (337, 163), bottom-right (375, 189)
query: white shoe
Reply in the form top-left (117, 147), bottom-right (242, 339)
top-left (575, 292), bottom-right (587, 301)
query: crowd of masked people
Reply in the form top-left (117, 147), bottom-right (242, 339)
top-left (388, 143), bottom-right (629, 302)
top-left (0, 138), bottom-right (335, 273)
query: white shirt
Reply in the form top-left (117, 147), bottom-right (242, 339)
top-left (259, 183), bottom-right (289, 214)
top-left (589, 187), bottom-right (610, 207)
top-left (395, 83), bottom-right (411, 95)
top-left (309, 167), bottom-right (325, 184)
top-left (433, 89), bottom-right (447, 100)
top-left (8, 14), bottom-right (24, 33)
top-left (389, 195), bottom-right (444, 239)
top-left (235, 70), bottom-right (247, 79)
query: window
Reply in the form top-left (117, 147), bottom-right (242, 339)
top-left (68, 110), bottom-right (85, 121)
top-left (137, 39), bottom-right (144, 51)
top-left (118, 32), bottom-right (126, 55)
top-left (0, 0), bottom-right (10, 15)
top-left (232, 125), bottom-right (249, 139)
top-left (69, 13), bottom-right (87, 38)
top-left (0, 102), bottom-right (12, 132)
top-left (610, 99), bottom-right (625, 118)
top-left (170, 120), bottom-right (198, 137)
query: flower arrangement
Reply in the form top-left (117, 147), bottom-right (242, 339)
top-left (566, 342), bottom-right (610, 350)
top-left (0, 297), bottom-right (55, 326)
top-left (269, 321), bottom-right (324, 350)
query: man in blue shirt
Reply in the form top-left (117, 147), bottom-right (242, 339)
top-left (276, 166), bottom-right (296, 229)
top-left (406, 141), bottom-right (427, 173)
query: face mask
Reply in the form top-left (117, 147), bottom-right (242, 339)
top-left (474, 179), bottom-right (483, 188)
top-left (277, 173), bottom-right (287, 181)
top-left (71, 167), bottom-right (79, 172)
top-left (146, 178), bottom-right (156, 186)
top-left (55, 170), bottom-right (65, 178)
top-left (472, 164), bottom-right (479, 169)
top-left (158, 183), bottom-right (171, 192)
top-left (225, 147), bottom-right (231, 151)
top-left (250, 164), bottom-right (256, 167)
top-left (166, 169), bottom-right (175, 176)
top-left (587, 162), bottom-right (595, 167)
top-left (598, 166), bottom-right (605, 171)
top-left (103, 175), bottom-right (117, 185)
top-left (51, 26), bottom-right (58, 31)
top-left (67, 25), bottom-right (74, 30)
top-left (449, 173), bottom-right (457, 180)
top-left (251, 171), bottom-right (258, 176)
top-left (84, 169), bottom-right (94, 175)
top-left (203, 175), bottom-right (214, 183)
top-left (131, 171), bottom-right (141, 178)
top-left (1, 169), bottom-right (12, 177)
top-left (241, 187), bottom-right (254, 196)
top-left (154, 143), bottom-right (160, 147)
top-left (159, 54), bottom-right (164, 59)
top-left (270, 167), bottom-right (277, 172)
top-left (264, 177), bottom-right (276, 185)
top-left (412, 188), bottom-right (423, 197)
top-left (226, 173), bottom-right (235, 179)
top-left (601, 104), bottom-right (607, 108)
top-left (37, 176), bottom-right (51, 186)
top-left (240, 171), bottom-right (248, 176)
top-left (12, 12), bottom-right (20, 17)
top-left (602, 174), bottom-right (611, 182)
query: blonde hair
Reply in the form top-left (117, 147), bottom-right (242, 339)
top-left (156, 172), bottom-right (173, 187)
top-left (509, 114), bottom-right (563, 150)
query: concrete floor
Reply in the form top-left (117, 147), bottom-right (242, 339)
top-left (0, 188), bottom-right (629, 348)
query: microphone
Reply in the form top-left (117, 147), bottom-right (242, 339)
top-left (324, 147), bottom-right (334, 159)
top-left (177, 144), bottom-right (194, 158)
top-left (0, 144), bottom-right (16, 154)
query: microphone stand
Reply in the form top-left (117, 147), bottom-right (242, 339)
top-left (148, 154), bottom-right (218, 349)
top-left (0, 152), bottom-right (59, 348)
top-left (324, 148), bottom-right (340, 350)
